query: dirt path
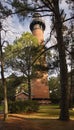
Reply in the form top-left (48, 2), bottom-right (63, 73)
top-left (0, 114), bottom-right (74, 130)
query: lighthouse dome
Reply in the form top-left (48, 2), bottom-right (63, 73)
top-left (30, 13), bottom-right (45, 31)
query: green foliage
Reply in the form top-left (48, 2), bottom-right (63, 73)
top-left (8, 100), bottom-right (39, 113)
top-left (6, 75), bottom-right (26, 101)
top-left (4, 32), bottom-right (40, 99)
top-left (24, 100), bottom-right (39, 113)
top-left (34, 64), bottom-right (48, 71)
top-left (5, 32), bottom-right (39, 70)
top-left (48, 77), bottom-right (61, 103)
top-left (0, 105), bottom-right (3, 111)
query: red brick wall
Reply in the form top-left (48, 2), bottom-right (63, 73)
top-left (15, 93), bottom-right (28, 101)
top-left (31, 23), bottom-right (50, 100)
top-left (32, 28), bottom-right (44, 44)
top-left (31, 73), bottom-right (49, 99)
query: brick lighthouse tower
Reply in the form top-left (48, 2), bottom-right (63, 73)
top-left (30, 13), bottom-right (45, 44)
top-left (30, 13), bottom-right (49, 103)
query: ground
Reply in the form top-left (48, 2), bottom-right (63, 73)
top-left (0, 114), bottom-right (74, 130)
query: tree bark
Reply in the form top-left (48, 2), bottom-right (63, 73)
top-left (27, 74), bottom-right (31, 100)
top-left (53, 1), bottom-right (69, 120)
top-left (0, 22), bottom-right (8, 121)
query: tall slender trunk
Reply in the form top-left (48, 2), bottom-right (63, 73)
top-left (27, 74), bottom-right (31, 99)
top-left (53, 1), bottom-right (69, 120)
top-left (0, 22), bottom-right (8, 120)
top-left (27, 59), bottom-right (31, 100)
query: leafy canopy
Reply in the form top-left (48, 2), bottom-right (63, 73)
top-left (4, 32), bottom-right (39, 75)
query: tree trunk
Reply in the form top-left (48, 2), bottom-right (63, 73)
top-left (53, 1), bottom-right (69, 120)
top-left (27, 75), bottom-right (31, 99)
top-left (3, 79), bottom-right (8, 120)
top-left (0, 22), bottom-right (8, 121)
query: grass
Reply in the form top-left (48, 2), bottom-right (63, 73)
top-left (69, 109), bottom-right (74, 118)
top-left (0, 105), bottom-right (3, 111)
top-left (35, 104), bottom-right (74, 119)
top-left (0, 104), bottom-right (74, 119)
top-left (0, 104), bottom-right (74, 130)
top-left (9, 104), bottom-right (74, 120)
top-left (37, 104), bottom-right (60, 118)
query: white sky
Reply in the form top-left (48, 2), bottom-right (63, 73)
top-left (1, 0), bottom-right (71, 47)
top-left (2, 15), bottom-right (51, 43)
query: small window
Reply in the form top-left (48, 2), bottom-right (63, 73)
top-left (33, 24), bottom-right (41, 30)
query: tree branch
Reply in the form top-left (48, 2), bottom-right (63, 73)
top-left (32, 44), bottom-right (57, 66)
top-left (63, 16), bottom-right (74, 23)
top-left (41, 0), bottom-right (54, 12)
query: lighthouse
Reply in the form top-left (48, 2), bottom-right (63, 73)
top-left (30, 13), bottom-right (45, 44)
top-left (30, 13), bottom-right (49, 103)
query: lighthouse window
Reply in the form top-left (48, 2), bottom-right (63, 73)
top-left (33, 24), bottom-right (41, 30)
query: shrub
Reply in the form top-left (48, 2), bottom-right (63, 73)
top-left (8, 100), bottom-right (39, 113)
top-left (24, 100), bottom-right (39, 113)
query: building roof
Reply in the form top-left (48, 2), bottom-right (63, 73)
top-left (30, 20), bottom-right (45, 31)
top-left (15, 91), bottom-right (29, 97)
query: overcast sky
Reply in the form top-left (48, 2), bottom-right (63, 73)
top-left (2, 15), bottom-right (51, 43)
top-left (1, 0), bottom-right (71, 47)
